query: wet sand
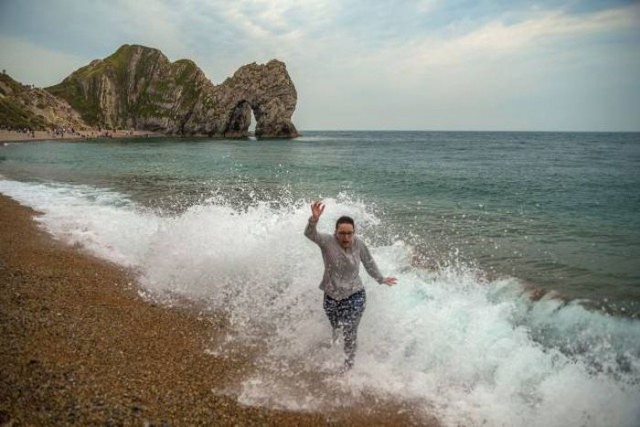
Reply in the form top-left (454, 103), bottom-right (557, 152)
top-left (0, 194), bottom-right (437, 426)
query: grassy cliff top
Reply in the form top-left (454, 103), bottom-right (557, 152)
top-left (50, 44), bottom-right (167, 85)
top-left (0, 72), bottom-right (29, 97)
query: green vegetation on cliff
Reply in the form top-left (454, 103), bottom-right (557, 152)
top-left (46, 45), bottom-right (145, 127)
top-left (47, 77), bottom-right (102, 125)
top-left (46, 44), bottom-right (212, 132)
top-left (0, 73), bottom-right (48, 129)
top-left (3, 44), bottom-right (299, 138)
top-left (0, 72), bottom-right (24, 96)
top-left (0, 97), bottom-right (48, 130)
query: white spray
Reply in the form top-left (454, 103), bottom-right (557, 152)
top-left (1, 179), bottom-right (639, 426)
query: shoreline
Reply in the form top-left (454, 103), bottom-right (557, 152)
top-left (0, 130), bottom-right (267, 144)
top-left (0, 129), bottom-right (165, 143)
top-left (0, 194), bottom-right (435, 426)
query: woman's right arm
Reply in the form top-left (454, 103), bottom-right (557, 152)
top-left (304, 201), bottom-right (325, 244)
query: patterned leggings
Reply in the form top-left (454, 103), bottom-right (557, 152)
top-left (323, 290), bottom-right (366, 368)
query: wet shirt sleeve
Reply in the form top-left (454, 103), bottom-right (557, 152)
top-left (304, 217), bottom-right (330, 246)
top-left (359, 239), bottom-right (384, 284)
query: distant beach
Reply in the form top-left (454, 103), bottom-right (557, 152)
top-left (0, 129), bottom-right (163, 143)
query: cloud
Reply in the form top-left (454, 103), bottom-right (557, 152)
top-left (108, 0), bottom-right (188, 57)
top-left (0, 0), bottom-right (638, 130)
top-left (286, 3), bottom-right (639, 130)
top-left (347, 4), bottom-right (639, 75)
top-left (0, 37), bottom-right (89, 87)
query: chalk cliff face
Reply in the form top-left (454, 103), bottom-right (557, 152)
top-left (46, 44), bottom-right (299, 138)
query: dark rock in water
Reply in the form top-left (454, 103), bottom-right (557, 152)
top-left (45, 44), bottom-right (299, 139)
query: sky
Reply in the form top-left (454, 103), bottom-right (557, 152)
top-left (0, 0), bottom-right (639, 131)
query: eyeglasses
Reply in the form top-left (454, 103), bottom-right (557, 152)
top-left (336, 231), bottom-right (354, 236)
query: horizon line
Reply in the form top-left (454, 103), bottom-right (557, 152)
top-left (297, 129), bottom-right (640, 134)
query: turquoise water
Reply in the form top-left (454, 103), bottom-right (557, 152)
top-left (2, 131), bottom-right (639, 314)
top-left (1, 132), bottom-right (640, 425)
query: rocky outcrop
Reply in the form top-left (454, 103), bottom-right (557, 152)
top-left (46, 45), bottom-right (216, 135)
top-left (46, 44), bottom-right (298, 138)
top-left (0, 72), bottom-right (89, 131)
top-left (213, 60), bottom-right (298, 138)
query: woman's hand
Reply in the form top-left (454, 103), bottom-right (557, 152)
top-left (311, 201), bottom-right (325, 222)
top-left (382, 277), bottom-right (397, 286)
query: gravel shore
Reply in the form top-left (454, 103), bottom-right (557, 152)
top-left (0, 194), bottom-right (437, 426)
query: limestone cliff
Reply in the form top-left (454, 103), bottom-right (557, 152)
top-left (213, 60), bottom-right (298, 138)
top-left (46, 44), bottom-right (298, 138)
top-left (0, 72), bottom-right (89, 131)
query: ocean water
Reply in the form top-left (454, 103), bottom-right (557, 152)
top-left (1, 131), bottom-right (639, 426)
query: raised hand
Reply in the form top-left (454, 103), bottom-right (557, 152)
top-left (311, 201), bottom-right (325, 222)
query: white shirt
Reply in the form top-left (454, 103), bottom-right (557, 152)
top-left (304, 217), bottom-right (384, 300)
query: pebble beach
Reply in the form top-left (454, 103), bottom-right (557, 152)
top-left (0, 194), bottom-right (434, 426)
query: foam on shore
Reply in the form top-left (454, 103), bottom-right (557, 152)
top-left (1, 179), bottom-right (639, 426)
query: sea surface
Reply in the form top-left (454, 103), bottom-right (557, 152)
top-left (1, 131), bottom-right (639, 426)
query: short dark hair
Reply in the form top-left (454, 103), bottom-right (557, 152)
top-left (335, 216), bottom-right (355, 230)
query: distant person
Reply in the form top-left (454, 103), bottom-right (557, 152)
top-left (304, 201), bottom-right (397, 371)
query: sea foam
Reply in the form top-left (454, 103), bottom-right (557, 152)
top-left (1, 179), bottom-right (639, 426)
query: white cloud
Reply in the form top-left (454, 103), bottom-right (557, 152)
top-left (110, 0), bottom-right (188, 57)
top-left (0, 0), bottom-right (637, 130)
top-left (352, 4), bottom-right (640, 75)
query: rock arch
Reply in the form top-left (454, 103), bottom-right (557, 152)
top-left (223, 100), bottom-right (253, 137)
top-left (44, 45), bottom-right (300, 139)
top-left (214, 60), bottom-right (299, 139)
